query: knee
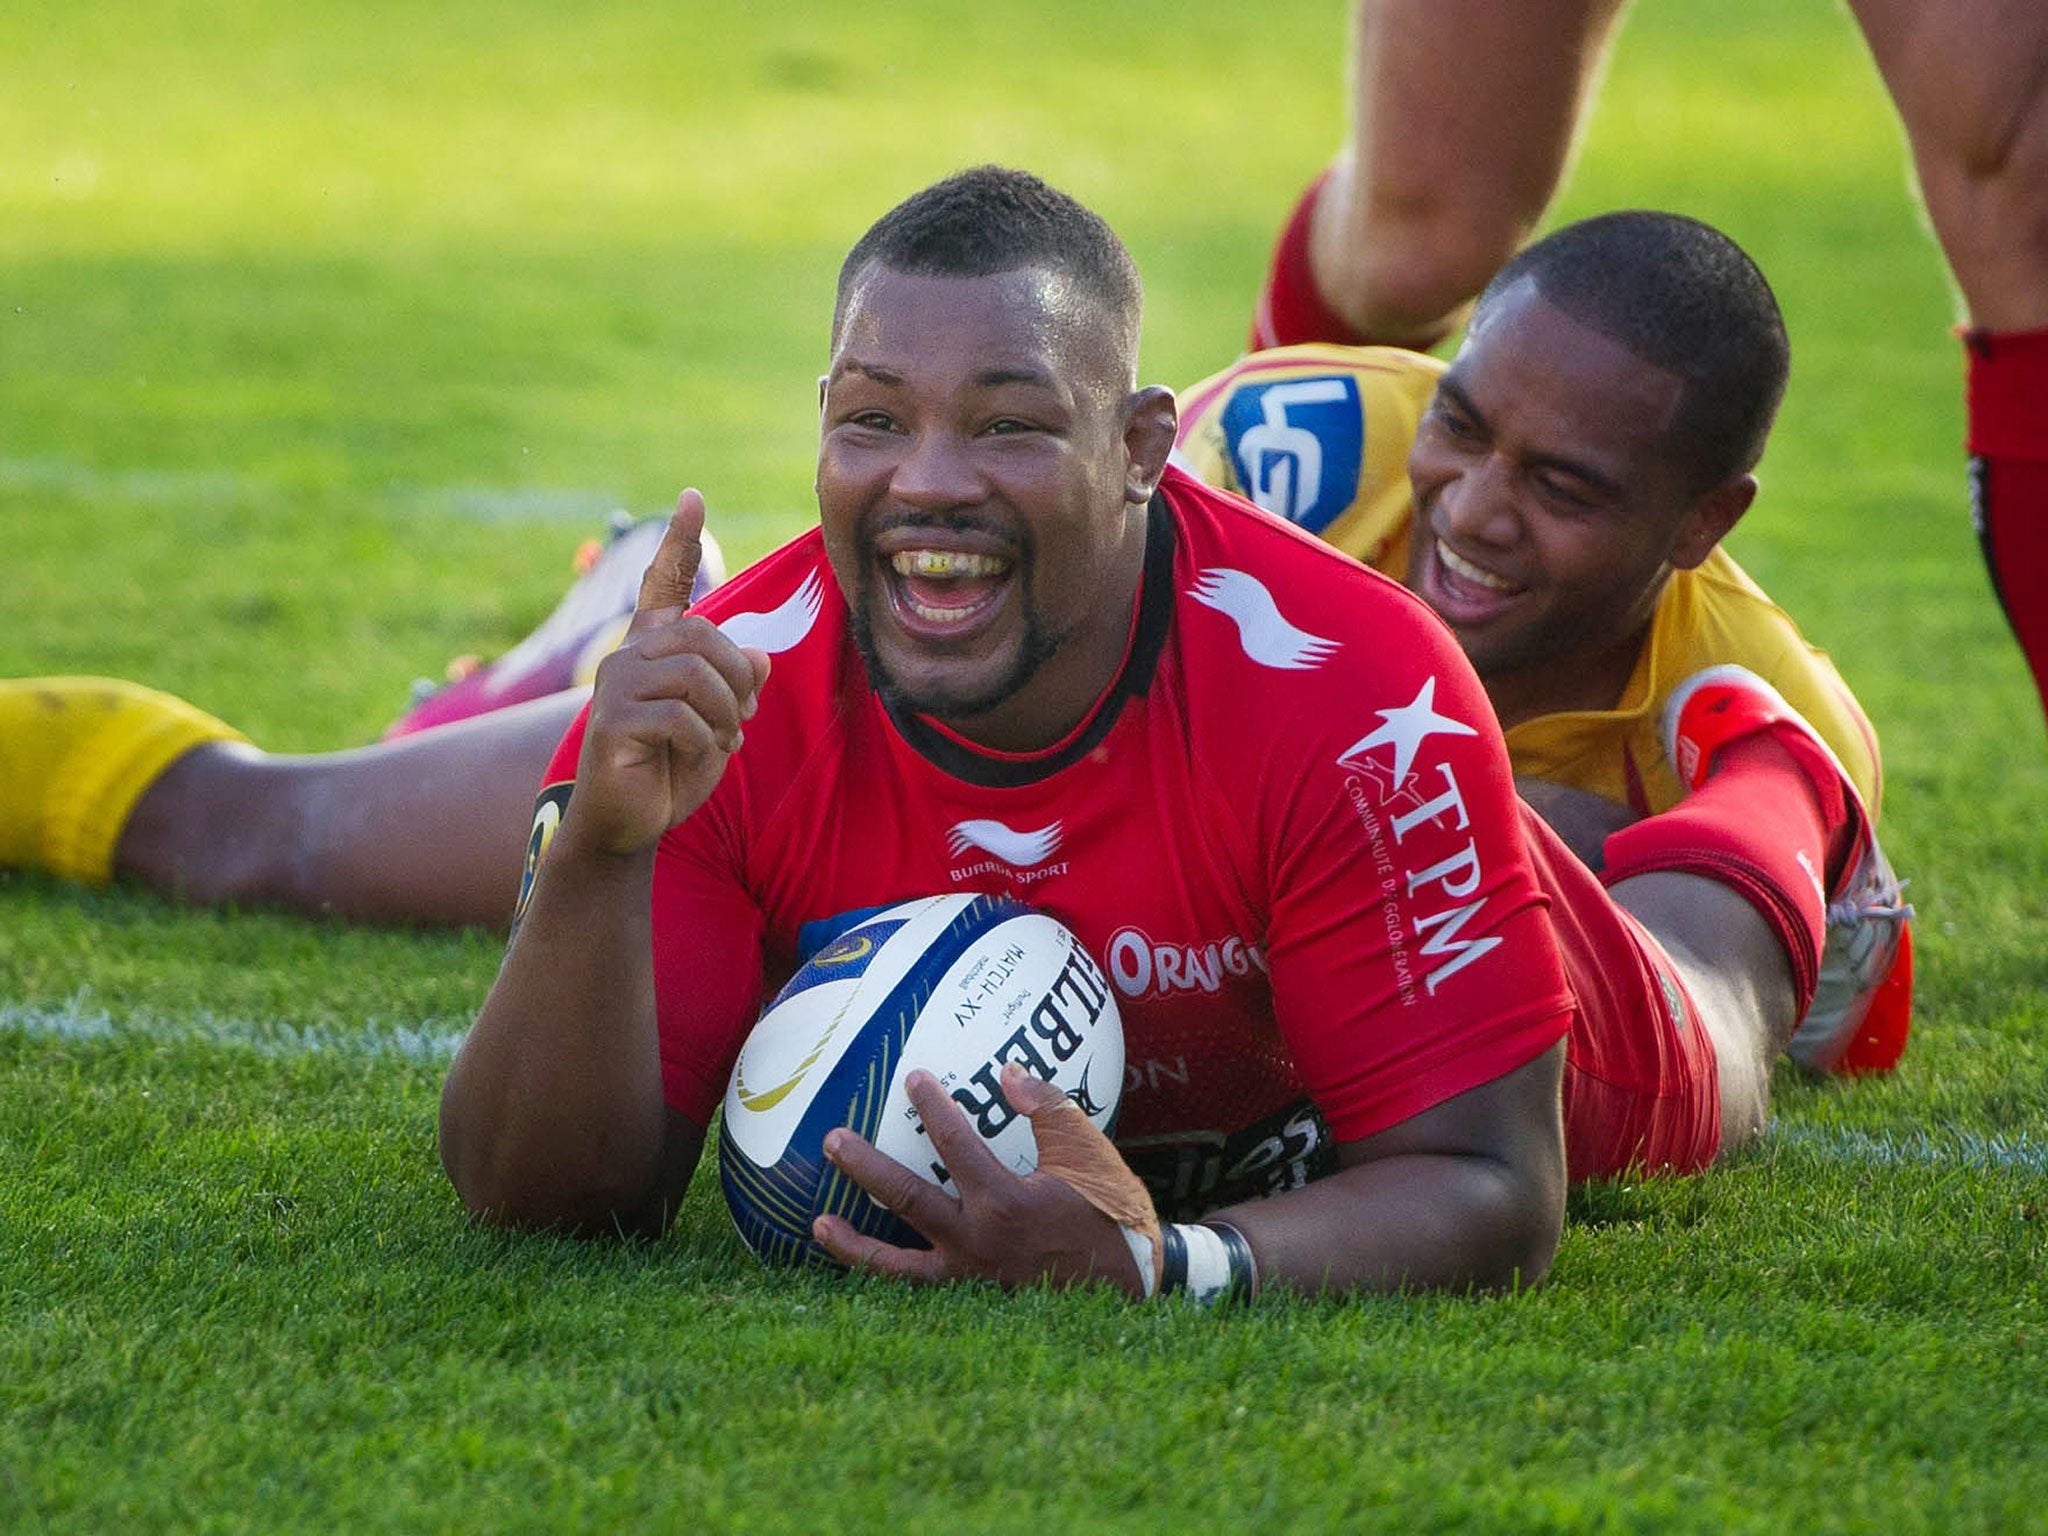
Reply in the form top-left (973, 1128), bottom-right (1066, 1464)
top-left (1318, 187), bottom-right (1534, 342)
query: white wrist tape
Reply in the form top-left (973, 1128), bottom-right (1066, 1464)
top-left (1120, 1226), bottom-right (1160, 1299)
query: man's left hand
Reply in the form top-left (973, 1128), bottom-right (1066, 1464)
top-left (811, 1065), bottom-right (1151, 1297)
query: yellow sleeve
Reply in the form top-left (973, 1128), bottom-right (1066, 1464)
top-left (1173, 344), bottom-right (1439, 579)
top-left (1655, 551), bottom-right (1885, 816)
top-left (1503, 551), bottom-right (1885, 821)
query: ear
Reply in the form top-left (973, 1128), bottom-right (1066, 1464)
top-left (1122, 386), bottom-right (1179, 505)
top-left (1668, 473), bottom-right (1756, 570)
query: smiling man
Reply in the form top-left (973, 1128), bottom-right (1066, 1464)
top-left (1178, 212), bottom-right (1909, 1075)
top-left (436, 169), bottom-right (1880, 1301)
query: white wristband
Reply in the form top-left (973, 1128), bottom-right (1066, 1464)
top-left (1158, 1220), bottom-right (1258, 1305)
top-left (1175, 1222), bottom-right (1235, 1305)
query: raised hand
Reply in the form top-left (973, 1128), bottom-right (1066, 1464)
top-left (568, 489), bottom-right (772, 856)
top-left (811, 1063), bottom-right (1154, 1297)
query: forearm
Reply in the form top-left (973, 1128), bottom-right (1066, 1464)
top-left (1206, 1148), bottom-right (1562, 1297)
top-left (439, 838), bottom-right (676, 1229)
top-left (1201, 1047), bottom-right (1568, 1298)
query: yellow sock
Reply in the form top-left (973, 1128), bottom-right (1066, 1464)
top-left (0, 677), bottom-right (247, 885)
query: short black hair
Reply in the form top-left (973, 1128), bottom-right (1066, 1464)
top-left (832, 166), bottom-right (1143, 374)
top-left (1477, 211), bottom-right (1790, 491)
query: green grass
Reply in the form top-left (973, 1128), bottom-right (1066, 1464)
top-left (4, 0), bottom-right (2046, 1529)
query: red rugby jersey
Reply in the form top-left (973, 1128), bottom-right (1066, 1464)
top-left (534, 468), bottom-right (1574, 1214)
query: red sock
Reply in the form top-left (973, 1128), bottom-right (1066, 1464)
top-left (1598, 732), bottom-right (1848, 1015)
top-left (1965, 326), bottom-right (2048, 724)
top-left (1250, 173), bottom-right (1375, 351)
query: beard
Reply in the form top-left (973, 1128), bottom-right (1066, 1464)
top-left (845, 573), bottom-right (1064, 724)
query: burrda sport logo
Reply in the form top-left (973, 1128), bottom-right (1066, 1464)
top-left (945, 818), bottom-right (1068, 886)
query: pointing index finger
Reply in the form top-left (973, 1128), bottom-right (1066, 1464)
top-left (629, 489), bottom-right (708, 634)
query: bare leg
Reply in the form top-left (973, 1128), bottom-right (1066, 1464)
top-left (1310, 0), bottom-right (1628, 343)
top-left (1607, 871), bottom-right (1797, 1161)
top-left (1848, 0), bottom-right (2048, 724)
top-left (115, 690), bottom-right (586, 928)
top-left (1849, 0), bottom-right (2048, 330)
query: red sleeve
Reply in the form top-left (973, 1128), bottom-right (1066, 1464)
top-left (1252, 592), bottom-right (1574, 1142)
top-left (649, 808), bottom-right (767, 1129)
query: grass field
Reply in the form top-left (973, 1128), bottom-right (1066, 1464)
top-left (5, 1), bottom-right (2047, 1529)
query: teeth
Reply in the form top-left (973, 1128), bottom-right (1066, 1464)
top-left (890, 549), bottom-right (1010, 580)
top-left (1438, 540), bottom-right (1516, 592)
top-left (905, 595), bottom-right (980, 624)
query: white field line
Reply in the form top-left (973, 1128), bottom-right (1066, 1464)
top-left (0, 454), bottom-right (628, 524)
top-left (0, 995), bottom-right (465, 1066)
top-left (1770, 1122), bottom-right (2048, 1175)
top-left (4, 995), bottom-right (2046, 1173)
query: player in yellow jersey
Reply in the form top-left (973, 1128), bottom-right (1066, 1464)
top-left (0, 211), bottom-right (1907, 1070)
top-left (1187, 213), bottom-right (1910, 1073)
top-left (1175, 343), bottom-right (1881, 820)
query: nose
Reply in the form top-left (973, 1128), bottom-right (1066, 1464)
top-left (889, 426), bottom-right (984, 510)
top-left (1429, 453), bottom-right (1518, 550)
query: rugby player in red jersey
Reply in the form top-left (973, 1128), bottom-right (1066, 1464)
top-left (436, 169), bottom-right (1867, 1300)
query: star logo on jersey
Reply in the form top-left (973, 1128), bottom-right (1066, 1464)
top-left (717, 568), bottom-right (824, 655)
top-left (1188, 568), bottom-right (1341, 670)
top-left (946, 818), bottom-right (1063, 868)
top-left (1337, 677), bottom-right (1478, 790)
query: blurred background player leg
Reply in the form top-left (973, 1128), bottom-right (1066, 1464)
top-left (1847, 0), bottom-right (2048, 727)
top-left (1, 677), bottom-right (580, 929)
top-left (1250, 0), bottom-right (1627, 350)
top-left (2, 511), bottom-right (723, 925)
top-left (1258, 0), bottom-right (2048, 725)
top-left (385, 512), bottom-right (724, 738)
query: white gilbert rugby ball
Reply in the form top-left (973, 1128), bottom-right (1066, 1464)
top-left (719, 893), bottom-right (1124, 1268)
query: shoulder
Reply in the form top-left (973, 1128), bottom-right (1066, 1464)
top-left (1659, 549), bottom-right (1883, 803)
top-left (1176, 343), bottom-right (1444, 436)
top-left (1161, 466), bottom-right (1443, 645)
top-left (1159, 469), bottom-right (1494, 760)
top-left (693, 528), bottom-right (833, 643)
top-left (1172, 344), bottom-right (1438, 568)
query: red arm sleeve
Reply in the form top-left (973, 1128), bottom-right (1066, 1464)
top-left (649, 811), bottom-right (768, 1128)
top-left (1254, 595), bottom-right (1575, 1142)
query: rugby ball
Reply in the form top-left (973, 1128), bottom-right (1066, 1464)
top-left (719, 893), bottom-right (1124, 1268)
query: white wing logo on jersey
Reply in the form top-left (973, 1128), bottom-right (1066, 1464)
top-left (718, 569), bottom-right (824, 654)
top-left (946, 819), bottom-right (1063, 867)
top-left (1188, 567), bottom-right (1341, 670)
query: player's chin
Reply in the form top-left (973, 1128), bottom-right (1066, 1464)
top-left (877, 647), bottom-right (1030, 721)
top-left (871, 602), bottom-right (1029, 710)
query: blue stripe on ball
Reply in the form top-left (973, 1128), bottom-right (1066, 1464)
top-left (722, 893), bottom-right (1031, 1267)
